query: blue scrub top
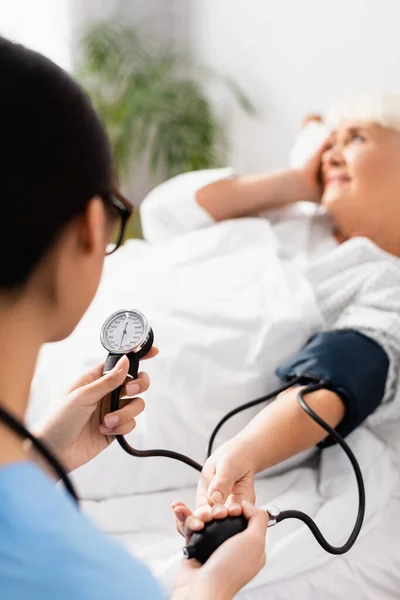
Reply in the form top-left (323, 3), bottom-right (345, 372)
top-left (0, 461), bottom-right (164, 599)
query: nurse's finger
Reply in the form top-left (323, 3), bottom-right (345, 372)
top-left (102, 397), bottom-right (145, 430)
top-left (121, 371), bottom-right (150, 398)
top-left (100, 417), bottom-right (139, 437)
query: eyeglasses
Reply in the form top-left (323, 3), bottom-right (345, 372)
top-left (103, 188), bottom-right (133, 255)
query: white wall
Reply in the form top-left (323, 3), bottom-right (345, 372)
top-left (71, 0), bottom-right (174, 45)
top-left (0, 0), bottom-right (72, 70)
top-left (0, 0), bottom-right (176, 203)
top-left (181, 0), bottom-right (400, 172)
top-left (0, 1), bottom-right (175, 73)
top-left (8, 1), bottom-right (399, 185)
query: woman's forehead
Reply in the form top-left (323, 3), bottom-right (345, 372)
top-left (330, 120), bottom-right (391, 140)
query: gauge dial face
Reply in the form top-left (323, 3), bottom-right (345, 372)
top-left (101, 310), bottom-right (149, 354)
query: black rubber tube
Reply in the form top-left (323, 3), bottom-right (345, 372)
top-left (111, 376), bottom-right (365, 555)
top-left (110, 387), bottom-right (203, 472)
top-left (275, 383), bottom-right (365, 554)
top-left (0, 405), bottom-right (79, 503)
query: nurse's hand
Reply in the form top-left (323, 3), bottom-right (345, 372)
top-left (35, 350), bottom-right (158, 472)
top-left (172, 501), bottom-right (268, 600)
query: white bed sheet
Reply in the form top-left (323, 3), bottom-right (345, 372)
top-left (239, 482), bottom-right (400, 600)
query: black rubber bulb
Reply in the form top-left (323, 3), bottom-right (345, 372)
top-left (183, 515), bottom-right (248, 564)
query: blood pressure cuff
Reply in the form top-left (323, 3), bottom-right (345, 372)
top-left (276, 330), bottom-right (389, 448)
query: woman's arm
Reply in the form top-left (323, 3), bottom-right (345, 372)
top-left (195, 133), bottom-right (330, 222)
top-left (196, 168), bottom-right (318, 222)
top-left (190, 328), bottom-right (389, 509)
top-left (235, 386), bottom-right (345, 473)
top-left (141, 136), bottom-right (327, 241)
top-left (194, 386), bottom-right (345, 507)
top-left (140, 168), bottom-right (233, 243)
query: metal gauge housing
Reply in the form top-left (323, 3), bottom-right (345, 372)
top-left (100, 309), bottom-right (151, 355)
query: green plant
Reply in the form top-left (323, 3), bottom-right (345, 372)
top-left (77, 20), bottom-right (257, 186)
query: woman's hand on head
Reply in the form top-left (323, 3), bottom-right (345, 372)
top-left (35, 348), bottom-right (158, 473)
top-left (172, 501), bottom-right (269, 600)
top-left (296, 135), bottom-right (331, 204)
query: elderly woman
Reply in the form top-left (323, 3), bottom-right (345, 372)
top-left (156, 94), bottom-right (400, 527)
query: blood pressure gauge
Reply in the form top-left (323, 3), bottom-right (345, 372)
top-left (100, 309), bottom-right (154, 377)
top-left (101, 309), bottom-right (152, 355)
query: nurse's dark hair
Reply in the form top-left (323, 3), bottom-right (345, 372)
top-left (0, 37), bottom-right (113, 289)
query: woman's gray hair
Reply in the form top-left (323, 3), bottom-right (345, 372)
top-left (326, 92), bottom-right (400, 132)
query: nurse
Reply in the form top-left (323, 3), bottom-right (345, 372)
top-left (0, 37), bottom-right (269, 600)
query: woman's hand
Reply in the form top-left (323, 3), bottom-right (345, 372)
top-left (172, 438), bottom-right (256, 536)
top-left (197, 439), bottom-right (256, 506)
top-left (35, 349), bottom-right (158, 473)
top-left (296, 135), bottom-right (331, 203)
top-left (172, 501), bottom-right (269, 600)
